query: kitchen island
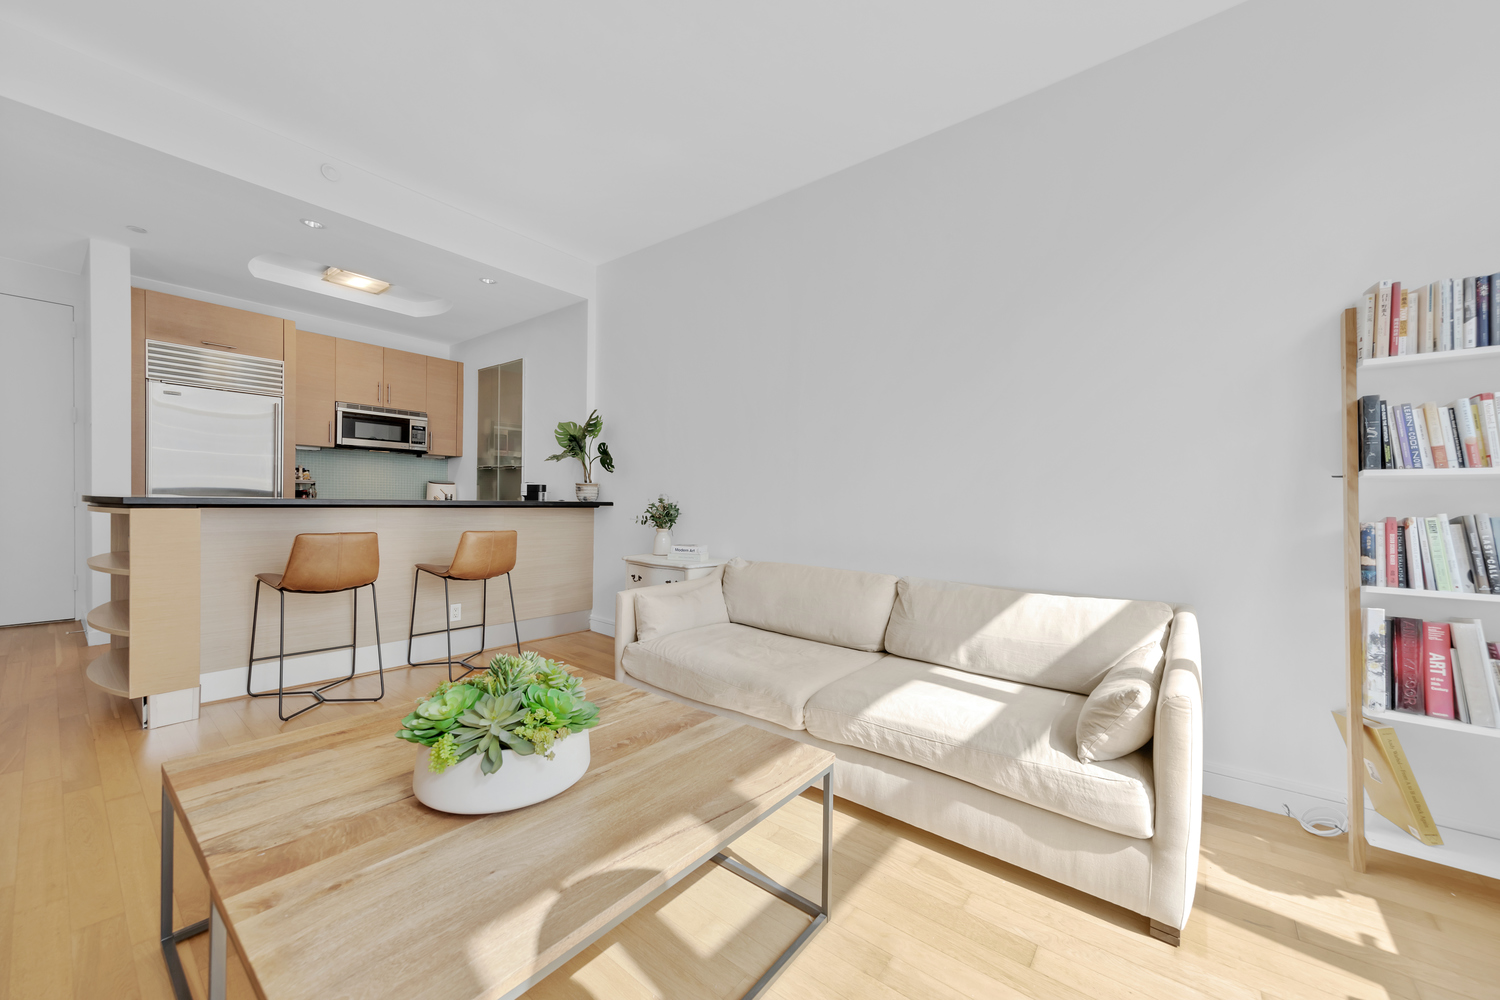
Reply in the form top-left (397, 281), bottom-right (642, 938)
top-left (82, 496), bottom-right (613, 727)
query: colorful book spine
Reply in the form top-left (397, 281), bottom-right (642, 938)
top-left (1392, 282), bottom-right (1405, 354)
top-left (1417, 519), bottom-right (1438, 589)
top-left (1422, 621), bottom-right (1457, 719)
top-left (1464, 277), bottom-right (1478, 348)
top-left (1455, 397), bottom-right (1483, 466)
top-left (1394, 517), bottom-right (1408, 587)
top-left (1477, 513), bottom-right (1500, 586)
top-left (1375, 281), bottom-right (1393, 357)
top-left (1387, 516), bottom-right (1402, 587)
top-left (1423, 402), bottom-right (1449, 467)
top-left (1460, 515), bottom-right (1490, 593)
top-left (1364, 609), bottom-right (1389, 710)
top-left (1446, 520), bottom-right (1473, 593)
top-left (1441, 278), bottom-right (1455, 350)
top-left (1440, 405), bottom-right (1463, 468)
top-left (1411, 403), bottom-right (1434, 467)
top-left (1479, 276), bottom-right (1491, 349)
top-left (1492, 274), bottom-right (1500, 347)
top-left (1395, 617), bottom-right (1426, 712)
top-left (1402, 404), bottom-right (1423, 467)
top-left (1360, 395), bottom-right (1382, 469)
top-left (1479, 394), bottom-right (1499, 466)
top-left (1360, 523), bottom-right (1377, 586)
top-left (1383, 403), bottom-right (1397, 467)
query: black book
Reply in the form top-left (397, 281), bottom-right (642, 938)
top-left (1360, 395), bottom-right (1382, 471)
top-left (1448, 406), bottom-right (1467, 467)
top-left (1395, 522), bottom-right (1408, 588)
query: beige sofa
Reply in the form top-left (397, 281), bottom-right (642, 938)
top-left (613, 559), bottom-right (1202, 942)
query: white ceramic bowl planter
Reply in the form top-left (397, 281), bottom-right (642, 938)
top-left (411, 729), bottom-right (591, 814)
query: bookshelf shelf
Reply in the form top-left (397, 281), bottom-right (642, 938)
top-left (1361, 586), bottom-right (1500, 604)
top-left (1365, 816), bottom-right (1500, 881)
top-left (1360, 468), bottom-right (1500, 480)
top-left (1364, 707), bottom-right (1500, 738)
top-left (1357, 343), bottom-right (1500, 370)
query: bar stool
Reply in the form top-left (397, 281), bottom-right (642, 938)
top-left (247, 532), bottom-right (385, 721)
top-left (407, 530), bottom-right (521, 680)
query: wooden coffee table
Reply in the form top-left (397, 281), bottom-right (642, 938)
top-left (159, 675), bottom-right (835, 1000)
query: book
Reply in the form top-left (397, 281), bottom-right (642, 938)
top-left (1451, 620), bottom-right (1500, 728)
top-left (667, 543), bottom-right (709, 561)
top-left (1392, 281), bottom-right (1405, 354)
top-left (1479, 394), bottom-right (1499, 466)
top-left (1441, 278), bottom-right (1455, 351)
top-left (1452, 649), bottom-right (1472, 724)
top-left (1394, 617), bottom-right (1426, 711)
top-left (1392, 517), bottom-right (1407, 588)
top-left (1454, 396), bottom-right (1483, 466)
top-left (1459, 515), bottom-right (1490, 593)
top-left (1333, 712), bottom-right (1442, 846)
top-left (1404, 518), bottom-right (1422, 589)
top-left (1372, 281), bottom-right (1393, 357)
top-left (1422, 402), bottom-right (1449, 467)
top-left (1359, 395), bottom-right (1382, 469)
top-left (1422, 621), bottom-right (1456, 719)
top-left (1416, 282), bottom-right (1433, 353)
top-left (1473, 399), bottom-right (1491, 466)
top-left (1464, 276), bottom-right (1478, 348)
top-left (1446, 521), bottom-right (1474, 593)
top-left (1374, 523), bottom-right (1386, 587)
top-left (1364, 609), bottom-right (1389, 710)
top-left (1383, 403), bottom-right (1397, 467)
top-left (1440, 405), bottom-right (1463, 468)
top-left (1492, 274), bottom-right (1500, 346)
top-left (1479, 275), bottom-right (1491, 349)
top-left (1360, 523), bottom-right (1377, 586)
top-left (1423, 517), bottom-right (1453, 591)
top-left (1478, 513), bottom-right (1500, 585)
top-left (1411, 403), bottom-right (1434, 468)
top-left (1398, 286), bottom-right (1411, 354)
top-left (1401, 404), bottom-right (1423, 467)
top-left (1357, 289), bottom-right (1376, 359)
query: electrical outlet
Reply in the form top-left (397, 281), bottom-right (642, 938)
top-left (450, 603), bottom-right (462, 622)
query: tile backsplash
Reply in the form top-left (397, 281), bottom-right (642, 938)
top-left (295, 448), bottom-right (455, 499)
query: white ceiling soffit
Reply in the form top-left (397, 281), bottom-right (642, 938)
top-left (248, 254), bottom-right (452, 318)
top-left (0, 98), bottom-right (582, 345)
top-left (0, 1), bottom-right (1246, 264)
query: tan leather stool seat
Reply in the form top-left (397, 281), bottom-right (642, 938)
top-left (418, 531), bottom-right (517, 581)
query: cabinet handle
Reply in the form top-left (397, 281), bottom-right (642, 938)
top-left (375, 382), bottom-right (380, 404)
top-left (328, 420), bottom-right (332, 444)
top-left (202, 340), bottom-right (237, 350)
top-left (386, 383), bottom-right (391, 404)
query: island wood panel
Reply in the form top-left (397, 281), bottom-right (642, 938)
top-left (125, 508), bottom-right (201, 697)
top-left (382, 347), bottom-right (428, 411)
top-left (142, 289), bottom-right (284, 359)
top-left (198, 506), bottom-right (595, 675)
top-left (161, 680), bottom-right (833, 1000)
top-left (335, 338), bottom-right (384, 407)
top-left (294, 330), bottom-right (337, 446)
top-left (425, 356), bottom-right (459, 456)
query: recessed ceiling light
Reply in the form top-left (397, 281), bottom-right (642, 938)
top-left (125, 225), bottom-right (148, 234)
top-left (320, 163), bottom-right (342, 182)
top-left (322, 266), bottom-right (390, 295)
top-left (301, 218), bottom-right (325, 229)
top-left (480, 277), bottom-right (497, 285)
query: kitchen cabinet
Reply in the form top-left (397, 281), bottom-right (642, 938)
top-left (295, 330), bottom-right (337, 446)
top-left (143, 290), bottom-right (284, 359)
top-left (425, 357), bottom-right (462, 457)
top-left (382, 348), bottom-right (428, 412)
top-left (335, 339), bottom-right (384, 406)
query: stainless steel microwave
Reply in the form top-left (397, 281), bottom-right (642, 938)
top-left (335, 402), bottom-right (428, 452)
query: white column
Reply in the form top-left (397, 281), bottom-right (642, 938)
top-left (83, 239), bottom-right (132, 644)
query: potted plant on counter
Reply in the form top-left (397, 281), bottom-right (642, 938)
top-left (546, 410), bottom-right (614, 501)
top-left (636, 495), bottom-right (681, 556)
top-left (397, 650), bottom-right (601, 814)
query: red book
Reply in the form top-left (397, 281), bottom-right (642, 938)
top-left (1389, 281), bottom-right (1403, 355)
top-left (1395, 617), bottom-right (1425, 712)
top-left (1385, 517), bottom-right (1399, 586)
top-left (1422, 621), bottom-right (1456, 719)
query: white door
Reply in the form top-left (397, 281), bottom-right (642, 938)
top-left (0, 293), bottom-right (75, 626)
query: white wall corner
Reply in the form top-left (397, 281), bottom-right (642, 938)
top-left (1203, 760), bottom-right (1346, 827)
top-left (589, 614), bottom-right (615, 637)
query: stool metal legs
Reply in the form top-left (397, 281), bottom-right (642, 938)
top-left (407, 569), bottom-right (522, 681)
top-left (247, 580), bottom-right (386, 721)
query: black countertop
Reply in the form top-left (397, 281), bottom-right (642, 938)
top-left (83, 496), bottom-right (613, 509)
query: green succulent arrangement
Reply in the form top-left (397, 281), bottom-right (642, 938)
top-left (396, 650), bottom-right (601, 775)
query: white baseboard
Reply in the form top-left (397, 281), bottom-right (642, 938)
top-left (589, 615), bottom-right (615, 637)
top-left (198, 610), bottom-right (592, 704)
top-left (1203, 760), bottom-right (1345, 823)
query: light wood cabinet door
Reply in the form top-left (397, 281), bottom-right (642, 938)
top-left (382, 348), bottom-right (428, 412)
top-left (335, 339), bottom-right (384, 406)
top-left (143, 290), bottom-right (283, 359)
top-left (296, 331), bottom-right (337, 446)
top-left (425, 357), bottom-right (459, 456)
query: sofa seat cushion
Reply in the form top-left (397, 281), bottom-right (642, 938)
top-left (804, 656), bottom-right (1155, 838)
top-left (884, 577), bottom-right (1172, 695)
top-left (621, 623), bottom-right (884, 730)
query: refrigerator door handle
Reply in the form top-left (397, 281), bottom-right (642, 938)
top-left (273, 401), bottom-right (282, 497)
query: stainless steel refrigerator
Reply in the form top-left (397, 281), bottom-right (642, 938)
top-left (145, 341), bottom-right (284, 497)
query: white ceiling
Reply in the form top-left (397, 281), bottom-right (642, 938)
top-left (0, 99), bottom-right (581, 345)
top-left (1, 1), bottom-right (1245, 263)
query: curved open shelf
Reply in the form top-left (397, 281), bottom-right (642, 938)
top-left (86, 552), bottom-right (130, 576)
top-left (85, 649), bottom-right (130, 698)
top-left (87, 600), bottom-right (130, 637)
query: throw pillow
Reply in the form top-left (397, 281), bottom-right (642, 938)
top-left (1075, 641), bottom-right (1165, 763)
top-left (634, 569), bottom-right (730, 642)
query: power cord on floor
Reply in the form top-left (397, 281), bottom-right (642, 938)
top-left (1284, 803), bottom-right (1346, 837)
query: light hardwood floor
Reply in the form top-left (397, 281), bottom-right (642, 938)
top-left (4, 620), bottom-right (1499, 1000)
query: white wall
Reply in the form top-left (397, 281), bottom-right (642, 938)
top-left (591, 0), bottom-right (1500, 817)
top-left (451, 302), bottom-right (589, 500)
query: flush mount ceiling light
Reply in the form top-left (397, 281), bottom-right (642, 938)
top-left (480, 277), bottom-right (497, 284)
top-left (322, 266), bottom-right (390, 295)
top-left (125, 225), bottom-right (148, 234)
top-left (249, 253), bottom-right (451, 317)
top-left (300, 218), bottom-right (325, 229)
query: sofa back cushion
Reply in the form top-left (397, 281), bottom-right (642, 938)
top-left (721, 559), bottom-right (898, 652)
top-left (633, 567), bottom-right (730, 642)
top-left (883, 577), bottom-right (1172, 695)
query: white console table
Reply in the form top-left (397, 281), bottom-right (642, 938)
top-left (623, 553), bottom-right (730, 588)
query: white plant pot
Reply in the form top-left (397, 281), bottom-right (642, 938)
top-left (411, 729), bottom-right (591, 814)
top-left (653, 527), bottom-right (672, 555)
top-left (575, 483), bottom-right (600, 502)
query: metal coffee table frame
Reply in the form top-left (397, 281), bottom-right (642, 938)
top-left (161, 768), bottom-right (834, 1000)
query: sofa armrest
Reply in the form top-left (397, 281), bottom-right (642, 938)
top-left (614, 589), bottom-right (638, 682)
top-left (1148, 607), bottom-right (1203, 932)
